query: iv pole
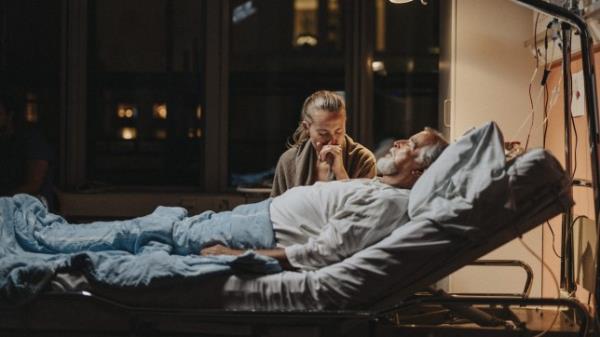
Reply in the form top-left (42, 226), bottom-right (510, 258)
top-left (513, 0), bottom-right (600, 322)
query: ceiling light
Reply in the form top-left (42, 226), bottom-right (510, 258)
top-left (388, 0), bottom-right (428, 5)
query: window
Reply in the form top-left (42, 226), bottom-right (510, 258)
top-left (0, 0), bottom-right (62, 182)
top-left (2, 0), bottom-right (440, 196)
top-left (371, 0), bottom-right (439, 150)
top-left (228, 0), bottom-right (346, 186)
top-left (86, 0), bottom-right (206, 186)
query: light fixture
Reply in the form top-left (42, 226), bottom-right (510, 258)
top-left (120, 127), bottom-right (137, 140)
top-left (153, 103), bottom-right (168, 119)
top-left (388, 0), bottom-right (428, 5)
top-left (117, 104), bottom-right (137, 119)
top-left (371, 60), bottom-right (387, 75)
top-left (296, 34), bottom-right (318, 47)
top-left (196, 105), bottom-right (202, 120)
top-left (188, 127), bottom-right (202, 139)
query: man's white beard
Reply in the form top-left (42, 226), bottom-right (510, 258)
top-left (376, 156), bottom-right (398, 175)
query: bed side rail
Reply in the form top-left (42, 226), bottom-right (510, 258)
top-left (449, 259), bottom-right (533, 298)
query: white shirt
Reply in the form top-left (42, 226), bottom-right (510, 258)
top-left (269, 179), bottom-right (410, 270)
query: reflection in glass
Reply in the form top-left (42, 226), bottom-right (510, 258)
top-left (117, 104), bottom-right (137, 119)
top-left (228, 0), bottom-right (346, 187)
top-left (152, 103), bottom-right (168, 119)
top-left (372, 0), bottom-right (439, 149)
top-left (120, 127), bottom-right (137, 140)
top-left (25, 93), bottom-right (39, 123)
top-left (232, 1), bottom-right (257, 24)
top-left (187, 127), bottom-right (202, 139)
top-left (371, 61), bottom-right (387, 75)
top-left (293, 0), bottom-right (318, 47)
top-left (87, 0), bottom-right (205, 186)
top-left (0, 1), bottom-right (61, 150)
top-left (154, 129), bottom-right (167, 140)
top-left (195, 105), bottom-right (202, 120)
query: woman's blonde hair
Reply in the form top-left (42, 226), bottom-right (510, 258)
top-left (288, 90), bottom-right (346, 148)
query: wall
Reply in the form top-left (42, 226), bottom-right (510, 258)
top-left (444, 0), bottom-right (545, 297)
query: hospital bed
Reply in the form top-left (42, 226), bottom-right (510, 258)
top-left (0, 123), bottom-right (582, 337)
top-left (1, 0), bottom-right (599, 336)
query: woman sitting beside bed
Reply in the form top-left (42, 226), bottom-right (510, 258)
top-left (270, 90), bottom-right (377, 197)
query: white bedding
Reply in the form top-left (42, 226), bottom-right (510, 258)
top-left (53, 122), bottom-right (571, 311)
top-left (218, 122), bottom-right (572, 310)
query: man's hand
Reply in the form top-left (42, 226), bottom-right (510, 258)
top-left (201, 245), bottom-right (296, 271)
top-left (318, 144), bottom-right (349, 180)
top-left (200, 244), bottom-right (243, 256)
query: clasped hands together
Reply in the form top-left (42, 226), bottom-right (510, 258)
top-left (316, 142), bottom-right (349, 180)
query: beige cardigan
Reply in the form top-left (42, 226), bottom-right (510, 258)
top-left (270, 135), bottom-right (376, 197)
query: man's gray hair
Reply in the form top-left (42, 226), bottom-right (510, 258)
top-left (417, 127), bottom-right (449, 168)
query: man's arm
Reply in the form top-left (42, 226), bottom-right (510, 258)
top-left (200, 244), bottom-right (296, 270)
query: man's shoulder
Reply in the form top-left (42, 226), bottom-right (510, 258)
top-left (368, 179), bottom-right (410, 197)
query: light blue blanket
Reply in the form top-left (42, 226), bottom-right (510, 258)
top-left (0, 195), bottom-right (280, 304)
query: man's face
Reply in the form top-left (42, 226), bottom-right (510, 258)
top-left (376, 130), bottom-right (436, 176)
top-left (303, 109), bottom-right (346, 149)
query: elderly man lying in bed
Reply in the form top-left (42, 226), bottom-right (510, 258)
top-left (201, 127), bottom-right (448, 270)
top-left (0, 127), bottom-right (447, 297)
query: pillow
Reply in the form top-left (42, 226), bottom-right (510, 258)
top-left (506, 148), bottom-right (570, 212)
top-left (408, 122), bottom-right (508, 237)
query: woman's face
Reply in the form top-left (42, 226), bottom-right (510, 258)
top-left (303, 109), bottom-right (346, 149)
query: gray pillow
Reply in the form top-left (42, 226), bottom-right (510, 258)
top-left (506, 148), bottom-right (570, 212)
top-left (408, 122), bottom-right (508, 235)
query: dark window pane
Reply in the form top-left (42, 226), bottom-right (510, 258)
top-left (87, 0), bottom-right (205, 186)
top-left (0, 0), bottom-right (61, 196)
top-left (372, 0), bottom-right (439, 148)
top-left (228, 0), bottom-right (346, 186)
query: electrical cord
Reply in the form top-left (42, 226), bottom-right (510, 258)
top-left (519, 237), bottom-right (561, 337)
top-left (546, 221), bottom-right (562, 259)
top-left (567, 30), bottom-right (578, 182)
top-left (543, 65), bottom-right (549, 147)
top-left (534, 13), bottom-right (541, 68)
top-left (543, 21), bottom-right (552, 148)
top-left (526, 72), bottom-right (536, 150)
top-left (519, 20), bottom-right (561, 150)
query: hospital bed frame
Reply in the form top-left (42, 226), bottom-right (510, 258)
top-left (1, 0), bottom-right (599, 336)
top-left (0, 160), bottom-right (584, 337)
